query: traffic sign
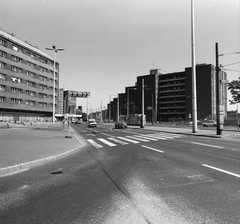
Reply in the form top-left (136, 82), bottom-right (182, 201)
top-left (220, 80), bottom-right (228, 84)
top-left (70, 91), bottom-right (90, 98)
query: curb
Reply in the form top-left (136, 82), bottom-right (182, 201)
top-left (0, 130), bottom-right (86, 178)
top-left (127, 126), bottom-right (230, 138)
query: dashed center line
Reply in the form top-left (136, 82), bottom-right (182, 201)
top-left (141, 145), bottom-right (164, 153)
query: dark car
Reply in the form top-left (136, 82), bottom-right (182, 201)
top-left (75, 120), bottom-right (81, 124)
top-left (115, 120), bottom-right (127, 129)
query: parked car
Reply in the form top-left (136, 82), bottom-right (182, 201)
top-left (75, 119), bottom-right (81, 124)
top-left (202, 120), bottom-right (216, 127)
top-left (88, 118), bottom-right (97, 127)
top-left (188, 120), bottom-right (203, 125)
top-left (115, 120), bottom-right (127, 129)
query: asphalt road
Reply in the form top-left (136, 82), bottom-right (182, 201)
top-left (0, 123), bottom-right (239, 224)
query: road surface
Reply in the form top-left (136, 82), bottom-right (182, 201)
top-left (0, 123), bottom-right (239, 223)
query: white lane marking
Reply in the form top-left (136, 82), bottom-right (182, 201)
top-left (141, 145), bottom-right (164, 153)
top-left (134, 135), bottom-right (158, 141)
top-left (117, 136), bottom-right (139, 144)
top-left (98, 138), bottom-right (116, 147)
top-left (145, 134), bottom-right (168, 140)
top-left (108, 138), bottom-right (129, 145)
top-left (191, 142), bottom-right (223, 149)
top-left (101, 133), bottom-right (116, 138)
top-left (87, 139), bottom-right (103, 148)
top-left (121, 130), bottom-right (136, 134)
top-left (152, 134), bottom-right (182, 139)
top-left (126, 135), bottom-right (150, 142)
top-left (202, 164), bottom-right (240, 178)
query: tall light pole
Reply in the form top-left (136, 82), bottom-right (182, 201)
top-left (215, 46), bottom-right (239, 135)
top-left (191, 0), bottom-right (197, 133)
top-left (45, 46), bottom-right (64, 124)
top-left (141, 79), bottom-right (145, 128)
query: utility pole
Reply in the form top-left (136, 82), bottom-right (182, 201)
top-left (101, 100), bottom-right (102, 123)
top-left (141, 79), bottom-right (145, 128)
top-left (216, 43), bottom-right (222, 135)
top-left (117, 94), bottom-right (119, 121)
top-left (191, 0), bottom-right (197, 133)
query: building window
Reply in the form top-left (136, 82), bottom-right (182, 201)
top-left (26, 71), bottom-right (36, 78)
top-left (0, 85), bottom-right (6, 92)
top-left (39, 93), bottom-right (47, 98)
top-left (26, 61), bottom-right (36, 68)
top-left (0, 39), bottom-right (6, 47)
top-left (26, 90), bottom-right (36, 96)
top-left (11, 76), bottom-right (22, 83)
top-left (11, 55), bottom-right (23, 63)
top-left (26, 100), bottom-right (35, 106)
top-left (0, 50), bottom-right (6, 57)
top-left (39, 84), bottom-right (47, 90)
top-left (11, 66), bottom-right (23, 73)
top-left (12, 46), bottom-right (19, 52)
top-left (39, 75), bottom-right (48, 81)
top-left (11, 87), bottom-right (22, 93)
top-left (11, 66), bottom-right (18, 72)
top-left (39, 66), bottom-right (47, 72)
top-left (0, 73), bottom-right (6, 80)
top-left (11, 98), bottom-right (22, 104)
top-left (0, 96), bottom-right (6, 103)
top-left (39, 102), bottom-right (47, 107)
top-left (0, 61), bottom-right (6, 68)
top-left (30, 53), bottom-right (35, 59)
top-left (26, 80), bottom-right (35, 87)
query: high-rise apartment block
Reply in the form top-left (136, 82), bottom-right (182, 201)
top-left (109, 64), bottom-right (227, 123)
top-left (0, 29), bottom-right (59, 122)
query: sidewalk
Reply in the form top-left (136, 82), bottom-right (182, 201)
top-left (0, 122), bottom-right (85, 177)
top-left (137, 123), bottom-right (240, 138)
top-left (0, 122), bottom-right (239, 177)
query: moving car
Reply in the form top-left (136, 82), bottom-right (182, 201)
top-left (88, 119), bottom-right (97, 127)
top-left (202, 120), bottom-right (216, 127)
top-left (115, 120), bottom-right (127, 129)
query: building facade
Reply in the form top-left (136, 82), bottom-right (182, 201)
top-left (108, 64), bottom-right (227, 123)
top-left (62, 89), bottom-right (77, 114)
top-left (0, 29), bottom-right (59, 122)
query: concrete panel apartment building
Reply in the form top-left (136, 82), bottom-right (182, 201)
top-left (109, 64), bottom-right (227, 123)
top-left (0, 29), bottom-right (59, 122)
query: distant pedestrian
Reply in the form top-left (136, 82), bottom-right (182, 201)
top-left (238, 120), bottom-right (240, 129)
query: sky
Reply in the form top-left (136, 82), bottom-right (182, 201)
top-left (1, 0), bottom-right (239, 112)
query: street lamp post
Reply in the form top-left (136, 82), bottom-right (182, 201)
top-left (191, 0), bottom-right (198, 133)
top-left (141, 79), bottom-right (145, 128)
top-left (46, 46), bottom-right (64, 124)
top-left (215, 44), bottom-right (240, 135)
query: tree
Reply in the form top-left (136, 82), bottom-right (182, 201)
top-left (227, 78), bottom-right (240, 104)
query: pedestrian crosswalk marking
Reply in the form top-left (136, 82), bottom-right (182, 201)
top-left (87, 139), bottom-right (103, 148)
top-left (117, 136), bottom-right (140, 144)
top-left (87, 133), bottom-right (186, 148)
top-left (133, 135), bottom-right (158, 141)
top-left (126, 135), bottom-right (150, 142)
top-left (108, 138), bottom-right (129, 145)
top-left (145, 134), bottom-right (168, 140)
top-left (98, 138), bottom-right (116, 147)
